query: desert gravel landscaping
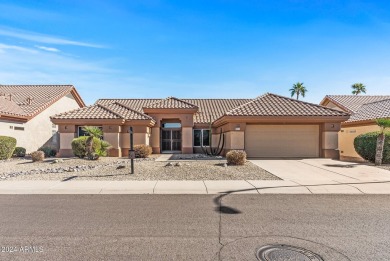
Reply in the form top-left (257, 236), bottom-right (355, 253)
top-left (0, 155), bottom-right (278, 181)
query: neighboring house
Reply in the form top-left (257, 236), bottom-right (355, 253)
top-left (0, 85), bottom-right (85, 153)
top-left (52, 93), bottom-right (348, 158)
top-left (321, 95), bottom-right (390, 162)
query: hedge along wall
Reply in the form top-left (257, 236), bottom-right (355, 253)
top-left (354, 131), bottom-right (390, 164)
top-left (0, 136), bottom-right (17, 160)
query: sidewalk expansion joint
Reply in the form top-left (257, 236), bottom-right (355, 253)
top-left (152, 181), bottom-right (158, 194)
top-left (245, 180), bottom-right (260, 194)
top-left (202, 180), bottom-right (209, 194)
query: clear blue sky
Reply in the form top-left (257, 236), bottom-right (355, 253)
top-left (1, 1), bottom-right (389, 105)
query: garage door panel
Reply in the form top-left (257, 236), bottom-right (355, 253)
top-left (245, 125), bottom-right (319, 158)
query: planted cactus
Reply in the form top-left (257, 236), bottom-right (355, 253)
top-left (200, 119), bottom-right (225, 156)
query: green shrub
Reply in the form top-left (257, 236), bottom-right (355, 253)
top-left (38, 146), bottom-right (57, 157)
top-left (354, 131), bottom-right (390, 164)
top-left (134, 144), bottom-right (152, 158)
top-left (31, 151), bottom-right (45, 162)
top-left (71, 136), bottom-right (111, 159)
top-left (96, 140), bottom-right (112, 157)
top-left (226, 150), bottom-right (247, 165)
top-left (0, 136), bottom-right (17, 160)
top-left (13, 147), bottom-right (26, 157)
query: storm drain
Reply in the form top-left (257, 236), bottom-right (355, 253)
top-left (256, 244), bottom-right (324, 261)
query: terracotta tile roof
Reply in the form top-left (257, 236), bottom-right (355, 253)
top-left (51, 102), bottom-right (153, 121)
top-left (0, 85), bottom-right (85, 119)
top-left (224, 93), bottom-right (349, 117)
top-left (96, 98), bottom-right (252, 124)
top-left (185, 99), bottom-right (252, 123)
top-left (143, 97), bottom-right (198, 109)
top-left (323, 95), bottom-right (390, 113)
top-left (0, 96), bottom-right (26, 117)
top-left (347, 99), bottom-right (390, 123)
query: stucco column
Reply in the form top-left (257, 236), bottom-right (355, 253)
top-left (151, 127), bottom-right (160, 154)
top-left (181, 127), bottom-right (193, 154)
top-left (217, 123), bottom-right (246, 155)
top-left (58, 124), bottom-right (76, 157)
top-left (103, 125), bottom-right (121, 157)
top-left (321, 123), bottom-right (340, 159)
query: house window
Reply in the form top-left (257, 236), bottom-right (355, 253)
top-left (78, 126), bottom-right (102, 137)
top-left (14, 126), bottom-right (25, 131)
top-left (193, 129), bottom-right (210, 147)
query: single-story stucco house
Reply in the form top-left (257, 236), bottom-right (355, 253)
top-left (51, 93), bottom-right (349, 158)
top-left (321, 95), bottom-right (390, 162)
top-left (0, 85), bottom-right (85, 153)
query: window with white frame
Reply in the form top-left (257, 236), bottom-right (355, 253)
top-left (193, 129), bottom-right (210, 146)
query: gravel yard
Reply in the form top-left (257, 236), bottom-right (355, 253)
top-left (0, 156), bottom-right (279, 181)
top-left (377, 165), bottom-right (390, 172)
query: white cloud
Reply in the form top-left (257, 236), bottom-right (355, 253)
top-left (0, 27), bottom-right (104, 48)
top-left (0, 43), bottom-right (37, 53)
top-left (35, 45), bottom-right (60, 52)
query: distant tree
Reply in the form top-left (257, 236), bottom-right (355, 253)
top-left (289, 82), bottom-right (307, 100)
top-left (375, 118), bottom-right (390, 165)
top-left (351, 83), bottom-right (366, 95)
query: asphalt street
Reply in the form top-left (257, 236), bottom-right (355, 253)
top-left (0, 194), bottom-right (389, 260)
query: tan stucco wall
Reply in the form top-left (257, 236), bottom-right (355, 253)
top-left (104, 133), bottom-right (120, 148)
top-left (224, 131), bottom-right (245, 150)
top-left (0, 94), bottom-right (80, 153)
top-left (322, 131), bottom-right (338, 149)
top-left (59, 133), bottom-right (76, 150)
top-left (339, 124), bottom-right (380, 161)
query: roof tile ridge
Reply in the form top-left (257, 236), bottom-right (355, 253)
top-left (359, 98), bottom-right (390, 106)
top-left (225, 93), bottom-right (268, 115)
top-left (97, 103), bottom-right (124, 119)
top-left (20, 85), bottom-right (76, 117)
top-left (267, 93), bottom-right (350, 115)
top-left (167, 96), bottom-right (199, 108)
top-left (50, 104), bottom-right (95, 119)
top-left (114, 102), bottom-right (154, 119)
top-left (321, 95), bottom-right (352, 113)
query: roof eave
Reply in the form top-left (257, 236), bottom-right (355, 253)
top-left (50, 118), bottom-right (125, 125)
top-left (212, 115), bottom-right (351, 128)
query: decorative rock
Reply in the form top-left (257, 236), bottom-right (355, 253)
top-left (216, 156), bottom-right (223, 159)
top-left (174, 162), bottom-right (181, 167)
top-left (165, 162), bottom-right (173, 167)
top-left (223, 163), bottom-right (228, 167)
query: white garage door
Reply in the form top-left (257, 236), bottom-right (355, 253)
top-left (245, 125), bottom-right (320, 158)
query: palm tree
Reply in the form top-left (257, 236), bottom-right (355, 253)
top-left (375, 118), bottom-right (390, 165)
top-left (351, 83), bottom-right (366, 95)
top-left (289, 82), bottom-right (307, 100)
top-left (82, 126), bottom-right (103, 160)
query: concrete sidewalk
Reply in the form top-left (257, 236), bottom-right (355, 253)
top-left (0, 179), bottom-right (390, 194)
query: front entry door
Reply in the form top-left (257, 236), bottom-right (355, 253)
top-left (161, 129), bottom-right (181, 153)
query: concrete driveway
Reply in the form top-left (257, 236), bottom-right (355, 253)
top-left (250, 158), bottom-right (390, 186)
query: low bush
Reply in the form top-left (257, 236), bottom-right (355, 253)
top-left (13, 147), bottom-right (26, 157)
top-left (134, 144), bottom-right (152, 158)
top-left (31, 151), bottom-right (45, 162)
top-left (38, 146), bottom-right (57, 157)
top-left (0, 136), bottom-right (17, 160)
top-left (354, 131), bottom-right (390, 164)
top-left (71, 136), bottom-right (111, 159)
top-left (226, 150), bottom-right (247, 165)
